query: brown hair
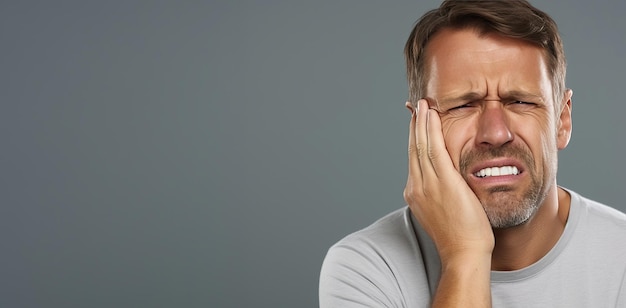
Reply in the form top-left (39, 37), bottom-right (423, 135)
top-left (404, 0), bottom-right (566, 108)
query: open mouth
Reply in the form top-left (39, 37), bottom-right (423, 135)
top-left (474, 166), bottom-right (520, 178)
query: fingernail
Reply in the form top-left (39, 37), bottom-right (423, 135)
top-left (405, 102), bottom-right (416, 116)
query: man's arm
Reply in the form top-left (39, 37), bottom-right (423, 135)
top-left (404, 99), bottom-right (493, 307)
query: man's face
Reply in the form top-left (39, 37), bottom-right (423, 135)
top-left (423, 28), bottom-right (572, 228)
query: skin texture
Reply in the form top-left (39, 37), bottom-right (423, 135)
top-left (403, 28), bottom-right (573, 306)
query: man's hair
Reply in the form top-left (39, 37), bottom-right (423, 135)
top-left (404, 0), bottom-right (566, 108)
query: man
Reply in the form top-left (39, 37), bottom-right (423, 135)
top-left (319, 0), bottom-right (626, 307)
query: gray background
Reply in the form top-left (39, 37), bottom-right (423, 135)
top-left (2, 1), bottom-right (624, 307)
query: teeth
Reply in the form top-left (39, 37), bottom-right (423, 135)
top-left (475, 166), bottom-right (519, 178)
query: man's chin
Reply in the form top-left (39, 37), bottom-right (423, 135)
top-left (479, 192), bottom-right (539, 229)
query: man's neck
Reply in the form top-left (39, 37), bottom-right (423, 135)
top-left (490, 186), bottom-right (571, 271)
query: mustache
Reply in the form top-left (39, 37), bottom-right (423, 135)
top-left (459, 144), bottom-right (534, 174)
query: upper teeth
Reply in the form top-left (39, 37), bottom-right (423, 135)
top-left (475, 166), bottom-right (519, 178)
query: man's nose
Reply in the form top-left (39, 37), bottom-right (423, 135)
top-left (475, 102), bottom-right (513, 147)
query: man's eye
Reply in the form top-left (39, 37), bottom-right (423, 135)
top-left (513, 100), bottom-right (534, 105)
top-left (450, 103), bottom-right (473, 110)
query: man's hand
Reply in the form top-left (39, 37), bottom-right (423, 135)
top-left (404, 99), bottom-right (494, 306)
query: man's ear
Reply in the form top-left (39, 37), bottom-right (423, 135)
top-left (557, 89), bottom-right (573, 150)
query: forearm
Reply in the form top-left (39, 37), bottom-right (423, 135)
top-left (431, 254), bottom-right (492, 307)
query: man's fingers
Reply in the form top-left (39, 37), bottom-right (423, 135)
top-left (426, 108), bottom-right (456, 177)
top-left (407, 101), bottom-right (421, 178)
top-left (416, 99), bottom-right (436, 180)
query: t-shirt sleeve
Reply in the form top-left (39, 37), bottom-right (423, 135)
top-left (615, 269), bottom-right (626, 307)
top-left (319, 241), bottom-right (405, 308)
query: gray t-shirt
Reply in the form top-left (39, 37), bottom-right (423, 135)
top-left (319, 189), bottom-right (626, 307)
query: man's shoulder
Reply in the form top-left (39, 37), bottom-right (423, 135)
top-left (329, 207), bottom-right (416, 253)
top-left (574, 190), bottom-right (626, 230)
top-left (321, 206), bottom-right (435, 285)
top-left (320, 207), bottom-right (434, 307)
top-left (568, 189), bottom-right (626, 258)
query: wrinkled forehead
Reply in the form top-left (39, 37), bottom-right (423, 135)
top-left (423, 28), bottom-right (553, 107)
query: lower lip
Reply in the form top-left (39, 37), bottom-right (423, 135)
top-left (469, 172), bottom-right (525, 187)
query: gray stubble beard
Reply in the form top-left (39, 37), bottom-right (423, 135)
top-left (460, 144), bottom-right (548, 229)
top-left (482, 178), bottom-right (544, 229)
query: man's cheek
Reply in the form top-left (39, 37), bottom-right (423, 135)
top-left (441, 130), bottom-right (462, 166)
top-left (446, 144), bottom-right (463, 172)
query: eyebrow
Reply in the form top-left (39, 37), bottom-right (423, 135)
top-left (438, 92), bottom-right (484, 107)
top-left (501, 91), bottom-right (545, 103)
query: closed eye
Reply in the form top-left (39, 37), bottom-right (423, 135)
top-left (449, 103), bottom-right (475, 110)
top-left (505, 100), bottom-right (539, 112)
top-left (509, 100), bottom-right (537, 106)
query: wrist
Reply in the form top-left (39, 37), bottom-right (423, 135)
top-left (440, 250), bottom-right (492, 274)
